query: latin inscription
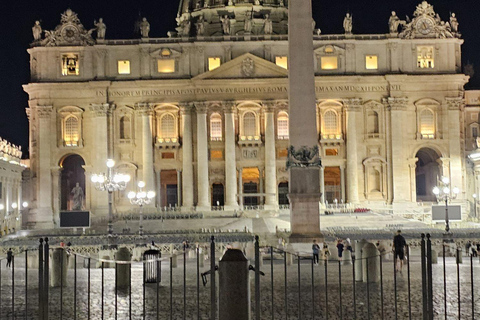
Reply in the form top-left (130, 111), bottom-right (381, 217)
top-left (96, 85), bottom-right (401, 97)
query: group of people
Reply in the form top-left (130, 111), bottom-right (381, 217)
top-left (466, 241), bottom-right (479, 257)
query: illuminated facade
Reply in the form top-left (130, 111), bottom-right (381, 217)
top-left (23, 2), bottom-right (473, 229)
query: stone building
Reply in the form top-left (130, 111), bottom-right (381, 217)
top-left (23, 2), bottom-right (472, 229)
top-left (0, 138), bottom-right (26, 234)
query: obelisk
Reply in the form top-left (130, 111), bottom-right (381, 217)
top-left (288, 0), bottom-right (323, 242)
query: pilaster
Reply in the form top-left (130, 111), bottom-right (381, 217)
top-left (224, 101), bottom-right (239, 209)
top-left (263, 101), bottom-right (277, 209)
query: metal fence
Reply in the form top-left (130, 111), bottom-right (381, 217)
top-left (0, 233), bottom-right (478, 319)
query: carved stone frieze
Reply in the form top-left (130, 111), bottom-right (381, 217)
top-left (445, 97), bottom-right (465, 111)
top-left (89, 103), bottom-right (111, 117)
top-left (387, 97), bottom-right (409, 111)
top-left (36, 106), bottom-right (54, 118)
top-left (242, 148), bottom-right (259, 160)
top-left (343, 98), bottom-right (363, 111)
top-left (286, 145), bottom-right (322, 168)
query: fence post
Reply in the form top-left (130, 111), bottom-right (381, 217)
top-left (38, 238), bottom-right (44, 320)
top-left (255, 235), bottom-right (260, 320)
top-left (421, 234), bottom-right (428, 320)
top-left (44, 237), bottom-right (49, 320)
top-left (210, 236), bottom-right (216, 320)
top-left (426, 234), bottom-right (433, 320)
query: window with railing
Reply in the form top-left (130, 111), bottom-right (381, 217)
top-left (367, 110), bottom-right (380, 138)
top-left (322, 110), bottom-right (341, 140)
top-left (420, 109), bottom-right (435, 139)
top-left (277, 112), bottom-right (289, 139)
top-left (241, 112), bottom-right (259, 141)
top-left (64, 116), bottom-right (79, 146)
top-left (119, 116), bottom-right (131, 140)
top-left (158, 113), bottom-right (177, 143)
top-left (210, 113), bottom-right (222, 141)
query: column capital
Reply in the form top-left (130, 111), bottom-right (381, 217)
top-left (223, 101), bottom-right (237, 113)
top-left (89, 103), bottom-right (112, 117)
top-left (386, 97), bottom-right (408, 111)
top-left (135, 102), bottom-right (153, 116)
top-left (445, 97), bottom-right (465, 111)
top-left (262, 100), bottom-right (276, 112)
top-left (194, 102), bottom-right (208, 114)
top-left (35, 105), bottom-right (54, 119)
top-left (343, 98), bottom-right (362, 111)
top-left (179, 102), bottom-right (193, 115)
top-left (407, 157), bottom-right (418, 168)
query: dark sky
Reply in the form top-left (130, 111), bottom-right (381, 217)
top-left (0, 0), bottom-right (479, 156)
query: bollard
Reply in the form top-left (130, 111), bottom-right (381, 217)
top-left (355, 240), bottom-right (368, 281)
top-left (115, 247), bottom-right (132, 289)
top-left (431, 249), bottom-right (438, 264)
top-left (362, 243), bottom-right (380, 283)
top-left (286, 244), bottom-right (294, 266)
top-left (342, 249), bottom-right (352, 265)
top-left (50, 248), bottom-right (68, 287)
top-left (172, 251), bottom-right (178, 268)
top-left (199, 252), bottom-right (205, 268)
top-left (456, 248), bottom-right (463, 264)
top-left (219, 249), bottom-right (250, 320)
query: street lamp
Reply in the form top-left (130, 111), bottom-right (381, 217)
top-left (432, 176), bottom-right (460, 234)
top-left (91, 159), bottom-right (130, 235)
top-left (128, 181), bottom-right (155, 236)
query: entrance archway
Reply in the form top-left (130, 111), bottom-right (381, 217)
top-left (212, 183), bottom-right (225, 206)
top-left (415, 148), bottom-right (441, 202)
top-left (278, 182), bottom-right (289, 205)
top-left (60, 154), bottom-right (86, 210)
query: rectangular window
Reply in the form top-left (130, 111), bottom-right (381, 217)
top-left (275, 56), bottom-right (288, 69)
top-left (277, 119), bottom-right (289, 139)
top-left (157, 59), bottom-right (176, 73)
top-left (208, 57), bottom-right (221, 71)
top-left (61, 54), bottom-right (79, 76)
top-left (321, 56), bottom-right (338, 70)
top-left (162, 152), bottom-right (175, 159)
top-left (325, 148), bottom-right (338, 156)
top-left (117, 60), bottom-right (131, 74)
top-left (365, 55), bottom-right (378, 70)
top-left (417, 46), bottom-right (434, 69)
top-left (473, 127), bottom-right (478, 138)
top-left (210, 150), bottom-right (223, 160)
top-left (210, 121), bottom-right (222, 141)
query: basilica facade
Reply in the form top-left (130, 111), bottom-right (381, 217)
top-left (23, 1), bottom-right (473, 229)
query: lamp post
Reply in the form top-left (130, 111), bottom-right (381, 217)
top-left (432, 176), bottom-right (459, 235)
top-left (128, 181), bottom-right (155, 236)
top-left (91, 159), bottom-right (130, 236)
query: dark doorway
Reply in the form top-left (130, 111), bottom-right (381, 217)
top-left (415, 148), bottom-right (441, 202)
top-left (212, 183), bottom-right (224, 206)
top-left (60, 154), bottom-right (86, 210)
top-left (243, 182), bottom-right (258, 206)
top-left (324, 166), bottom-right (341, 203)
top-left (278, 182), bottom-right (289, 205)
top-left (160, 170), bottom-right (178, 207)
top-left (166, 184), bottom-right (178, 207)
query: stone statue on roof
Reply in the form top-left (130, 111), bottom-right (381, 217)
top-left (343, 13), bottom-right (352, 34)
top-left (94, 18), bottom-right (106, 39)
top-left (32, 21), bottom-right (42, 41)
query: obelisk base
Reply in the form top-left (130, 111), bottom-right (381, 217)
top-left (288, 193), bottom-right (324, 243)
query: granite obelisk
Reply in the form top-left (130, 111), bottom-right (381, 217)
top-left (288, 0), bottom-right (323, 242)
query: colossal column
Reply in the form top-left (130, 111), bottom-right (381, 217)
top-left (35, 106), bottom-right (54, 228)
top-left (263, 102), bottom-right (277, 209)
top-left (288, 0), bottom-right (323, 241)
top-left (224, 102), bottom-right (238, 210)
top-left (181, 104), bottom-right (194, 209)
top-left (137, 103), bottom-right (155, 199)
top-left (446, 98), bottom-right (464, 196)
top-left (344, 99), bottom-right (361, 204)
top-left (196, 103), bottom-right (211, 210)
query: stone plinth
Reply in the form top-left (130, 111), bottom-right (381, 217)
top-left (115, 247), bottom-right (132, 289)
top-left (362, 243), bottom-right (380, 283)
top-left (50, 248), bottom-right (68, 287)
top-left (219, 249), bottom-right (250, 320)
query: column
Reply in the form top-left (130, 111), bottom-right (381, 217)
top-left (155, 170), bottom-right (161, 207)
top-left (263, 103), bottom-right (277, 208)
top-left (446, 98), bottom-right (464, 197)
top-left (35, 106), bottom-right (54, 228)
top-left (345, 99), bottom-right (361, 204)
top-left (238, 168), bottom-right (243, 208)
top-left (259, 168), bottom-right (264, 205)
top-left (89, 104), bottom-right (110, 215)
top-left (195, 103), bottom-right (211, 210)
top-left (181, 104), bottom-right (194, 209)
top-left (408, 159), bottom-right (418, 202)
top-left (385, 99), bottom-right (393, 204)
top-left (51, 168), bottom-right (61, 225)
top-left (340, 166), bottom-right (346, 203)
top-left (137, 104), bottom-right (155, 199)
top-left (388, 98), bottom-right (410, 203)
top-left (224, 103), bottom-right (238, 209)
top-left (319, 167), bottom-right (325, 204)
top-left (177, 170), bottom-right (182, 208)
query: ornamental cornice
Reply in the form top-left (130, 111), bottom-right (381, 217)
top-left (36, 106), bottom-right (54, 118)
top-left (387, 97), bottom-right (409, 110)
top-left (89, 103), bottom-right (111, 117)
top-left (445, 97), bottom-right (465, 111)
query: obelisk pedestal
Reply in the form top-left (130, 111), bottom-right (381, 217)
top-left (287, 0), bottom-right (323, 245)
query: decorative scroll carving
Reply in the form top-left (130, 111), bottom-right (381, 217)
top-left (40, 9), bottom-right (95, 47)
top-left (286, 146), bottom-right (322, 168)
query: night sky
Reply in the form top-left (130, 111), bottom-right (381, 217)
top-left (1, 0), bottom-right (479, 157)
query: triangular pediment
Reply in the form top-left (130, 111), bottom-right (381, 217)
top-left (193, 53), bottom-right (288, 80)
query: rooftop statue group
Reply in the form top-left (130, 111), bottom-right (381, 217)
top-left (32, 3), bottom-right (460, 43)
top-left (0, 138), bottom-right (22, 159)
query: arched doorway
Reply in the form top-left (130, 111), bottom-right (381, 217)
top-left (60, 154), bottom-right (86, 210)
top-left (278, 182), bottom-right (289, 205)
top-left (415, 148), bottom-right (441, 202)
top-left (212, 183), bottom-right (225, 206)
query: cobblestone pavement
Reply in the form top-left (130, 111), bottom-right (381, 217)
top-left (1, 253), bottom-right (480, 319)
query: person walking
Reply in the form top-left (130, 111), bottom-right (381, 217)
top-left (322, 244), bottom-right (331, 262)
top-left (336, 239), bottom-right (345, 261)
top-left (312, 240), bottom-right (320, 265)
top-left (6, 248), bottom-right (13, 268)
top-left (393, 230), bottom-right (406, 272)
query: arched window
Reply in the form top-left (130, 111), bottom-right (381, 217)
top-left (64, 116), bottom-right (79, 146)
top-left (210, 113), bottom-right (222, 141)
top-left (367, 111), bottom-right (379, 135)
top-left (323, 110), bottom-right (338, 136)
top-left (119, 116), bottom-right (131, 140)
top-left (243, 112), bottom-right (257, 138)
top-left (420, 109), bottom-right (435, 139)
top-left (160, 114), bottom-right (176, 139)
top-left (277, 112), bottom-right (289, 139)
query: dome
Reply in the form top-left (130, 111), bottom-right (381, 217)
top-left (173, 0), bottom-right (288, 37)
